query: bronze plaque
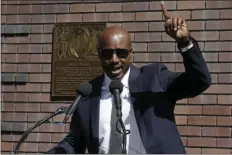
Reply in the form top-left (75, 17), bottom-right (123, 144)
top-left (51, 22), bottom-right (106, 100)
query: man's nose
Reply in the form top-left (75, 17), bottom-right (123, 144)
top-left (111, 53), bottom-right (120, 63)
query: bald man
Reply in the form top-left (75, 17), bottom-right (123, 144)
top-left (47, 2), bottom-right (211, 154)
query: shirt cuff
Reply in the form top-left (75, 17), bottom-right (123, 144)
top-left (180, 41), bottom-right (194, 52)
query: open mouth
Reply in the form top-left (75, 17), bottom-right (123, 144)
top-left (112, 67), bottom-right (122, 75)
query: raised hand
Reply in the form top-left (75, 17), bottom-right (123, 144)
top-left (161, 1), bottom-right (190, 43)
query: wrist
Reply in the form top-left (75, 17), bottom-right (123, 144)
top-left (177, 35), bottom-right (192, 48)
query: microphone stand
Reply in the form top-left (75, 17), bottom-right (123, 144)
top-left (13, 107), bottom-right (68, 154)
top-left (116, 104), bottom-right (130, 154)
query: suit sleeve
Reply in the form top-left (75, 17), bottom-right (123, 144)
top-left (158, 37), bottom-right (212, 101)
top-left (45, 109), bottom-right (86, 154)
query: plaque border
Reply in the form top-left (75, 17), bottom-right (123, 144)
top-left (51, 22), bottom-right (106, 101)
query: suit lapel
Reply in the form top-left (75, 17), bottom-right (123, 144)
top-left (129, 64), bottom-right (151, 153)
top-left (89, 75), bottom-right (104, 153)
top-left (128, 64), bottom-right (142, 130)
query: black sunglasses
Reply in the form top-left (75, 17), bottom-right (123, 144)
top-left (100, 48), bottom-right (131, 59)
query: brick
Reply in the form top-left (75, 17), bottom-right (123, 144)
top-left (188, 21), bottom-right (205, 30)
top-left (188, 95), bottom-right (217, 104)
top-left (150, 1), bottom-right (176, 10)
top-left (161, 53), bottom-right (182, 62)
top-left (134, 53), bottom-right (160, 62)
top-left (31, 34), bottom-right (52, 43)
top-left (7, 15), bottom-right (31, 24)
top-left (202, 127), bottom-right (231, 137)
top-left (2, 15), bottom-right (6, 24)
top-left (1, 73), bottom-right (15, 83)
top-left (202, 148), bottom-right (230, 154)
top-left (17, 54), bottom-right (29, 62)
top-left (177, 1), bottom-right (205, 9)
top-left (178, 126), bottom-right (201, 136)
top-left (109, 13), bottom-right (135, 22)
top-left (27, 113), bottom-right (50, 122)
top-left (218, 95), bottom-right (232, 105)
top-left (203, 105), bottom-right (231, 116)
top-left (149, 22), bottom-right (165, 31)
top-left (31, 15), bottom-right (56, 23)
top-left (51, 133), bottom-right (66, 142)
top-left (165, 11), bottom-right (191, 20)
top-left (82, 13), bottom-right (108, 22)
top-left (174, 105), bottom-right (202, 115)
top-left (186, 148), bottom-right (201, 154)
top-left (39, 143), bottom-right (55, 152)
top-left (4, 25), bottom-right (17, 34)
top-left (44, 4), bottom-right (57, 13)
top-left (217, 116), bottom-right (232, 126)
top-left (148, 43), bottom-right (176, 52)
top-left (202, 53), bottom-right (218, 62)
top-left (15, 103), bottom-right (40, 112)
top-left (1, 142), bottom-right (13, 151)
top-left (205, 85), bottom-right (232, 94)
top-left (42, 84), bottom-right (50, 92)
top-left (43, 24), bottom-right (53, 33)
top-left (220, 9), bottom-right (232, 19)
top-left (15, 73), bottom-right (29, 83)
top-left (42, 44), bottom-right (52, 53)
top-left (15, 93), bottom-right (28, 102)
top-left (6, 5), bottom-right (19, 14)
top-left (42, 64), bottom-right (51, 72)
top-left (188, 116), bottom-right (216, 126)
top-left (193, 31), bottom-right (220, 41)
top-left (217, 138), bottom-right (232, 148)
top-left (192, 10), bottom-right (219, 19)
top-left (218, 74), bottom-right (232, 83)
top-left (207, 63), bottom-right (232, 73)
top-left (96, 3), bottom-right (121, 12)
top-left (2, 64), bottom-right (17, 72)
top-left (132, 43), bottom-right (147, 52)
top-left (2, 85), bottom-right (16, 92)
top-left (39, 123), bottom-right (65, 133)
top-left (187, 137), bottom-right (216, 147)
top-left (220, 31), bottom-right (232, 40)
top-left (122, 22), bottom-right (148, 32)
top-left (31, 5), bottom-right (44, 13)
top-left (136, 12), bottom-right (162, 21)
top-left (122, 2), bottom-right (148, 11)
top-left (70, 4), bottom-right (95, 12)
top-left (206, 20), bottom-right (232, 30)
top-left (19, 143), bottom-right (38, 152)
top-left (1, 122), bottom-right (14, 131)
top-left (17, 25), bottom-right (31, 34)
top-left (205, 42), bottom-right (232, 51)
top-left (206, 1), bottom-right (232, 9)
top-left (219, 52), bottom-right (232, 62)
top-left (13, 122), bottom-right (27, 132)
top-left (135, 32), bottom-right (161, 42)
top-left (175, 116), bottom-right (187, 125)
top-left (19, 5), bottom-right (32, 14)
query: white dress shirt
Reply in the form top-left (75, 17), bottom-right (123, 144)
top-left (98, 68), bottom-right (147, 154)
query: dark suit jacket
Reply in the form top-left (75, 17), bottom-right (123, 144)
top-left (47, 37), bottom-right (211, 154)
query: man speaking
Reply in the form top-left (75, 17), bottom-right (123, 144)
top-left (47, 2), bottom-right (211, 154)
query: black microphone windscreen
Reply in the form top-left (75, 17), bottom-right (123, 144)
top-left (109, 80), bottom-right (123, 94)
top-left (76, 82), bottom-right (92, 97)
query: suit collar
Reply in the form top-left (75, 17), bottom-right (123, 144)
top-left (129, 64), bottom-right (141, 93)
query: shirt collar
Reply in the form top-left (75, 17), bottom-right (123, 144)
top-left (103, 67), bottom-right (130, 90)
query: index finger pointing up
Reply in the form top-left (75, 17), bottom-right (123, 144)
top-left (161, 1), bottom-right (170, 20)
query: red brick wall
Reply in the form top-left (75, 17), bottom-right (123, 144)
top-left (1, 0), bottom-right (232, 154)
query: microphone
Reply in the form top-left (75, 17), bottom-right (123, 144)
top-left (109, 80), bottom-right (129, 154)
top-left (109, 80), bottom-right (123, 117)
top-left (63, 82), bottom-right (92, 123)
